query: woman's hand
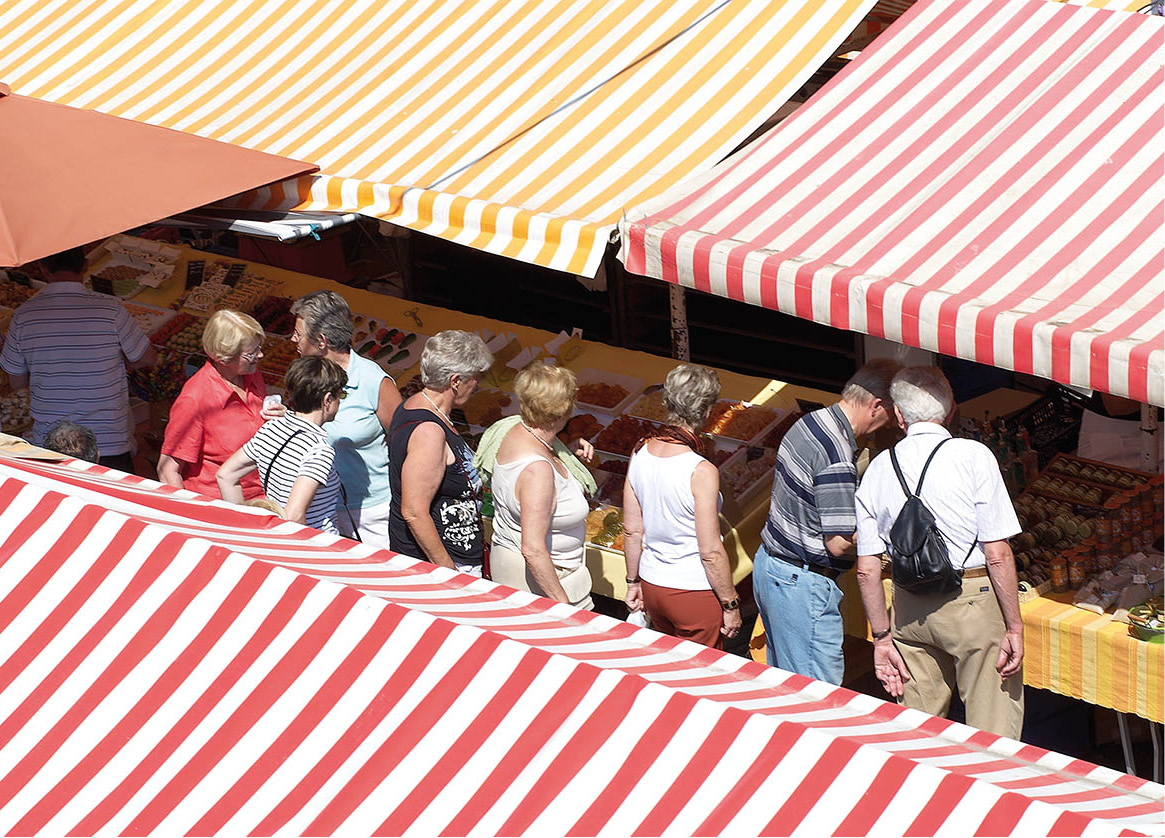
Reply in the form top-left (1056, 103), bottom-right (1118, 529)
top-left (572, 437), bottom-right (594, 463)
top-left (260, 400), bottom-right (288, 421)
top-left (625, 581), bottom-right (643, 612)
top-left (721, 606), bottom-right (742, 638)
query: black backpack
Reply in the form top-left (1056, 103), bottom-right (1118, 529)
top-left (887, 438), bottom-right (974, 595)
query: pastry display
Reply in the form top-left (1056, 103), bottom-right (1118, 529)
top-left (593, 415), bottom-right (659, 456)
top-left (577, 382), bottom-right (630, 410)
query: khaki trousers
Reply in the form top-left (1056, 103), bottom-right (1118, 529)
top-left (489, 544), bottom-right (594, 610)
top-left (892, 573), bottom-right (1024, 739)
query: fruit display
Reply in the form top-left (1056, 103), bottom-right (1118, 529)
top-left (251, 296), bottom-right (296, 336)
top-left (1, 389), bottom-right (30, 433)
top-left (721, 446), bottom-right (778, 502)
top-left (558, 413), bottom-right (606, 445)
top-left (149, 312), bottom-right (198, 347)
top-left (461, 389), bottom-right (513, 426)
top-left (258, 336), bottom-right (298, 382)
top-left (577, 382), bottom-right (630, 410)
top-left (593, 415), bottom-right (659, 456)
top-left (0, 279), bottom-right (35, 308)
top-left (585, 506), bottom-right (625, 551)
top-left (705, 401), bottom-right (781, 442)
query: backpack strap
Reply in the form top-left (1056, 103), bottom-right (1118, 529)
top-left (261, 429), bottom-right (308, 495)
top-left (890, 437), bottom-right (976, 568)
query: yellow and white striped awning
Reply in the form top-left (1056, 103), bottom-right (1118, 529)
top-left (0, 0), bottom-right (880, 276)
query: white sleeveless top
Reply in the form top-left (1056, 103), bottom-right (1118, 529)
top-left (491, 454), bottom-right (588, 569)
top-left (628, 448), bottom-right (720, 590)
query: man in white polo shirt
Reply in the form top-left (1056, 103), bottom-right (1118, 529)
top-left (854, 366), bottom-right (1024, 738)
top-left (1, 247), bottom-right (156, 473)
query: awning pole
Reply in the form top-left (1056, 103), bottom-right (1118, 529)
top-left (1141, 402), bottom-right (1159, 474)
top-left (669, 284), bottom-right (690, 361)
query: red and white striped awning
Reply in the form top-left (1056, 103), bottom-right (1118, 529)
top-left (0, 455), bottom-right (1162, 835)
top-left (620, 0), bottom-right (1164, 405)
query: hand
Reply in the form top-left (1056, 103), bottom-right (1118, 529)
top-left (996, 629), bottom-right (1024, 678)
top-left (260, 401), bottom-right (288, 421)
top-left (625, 581), bottom-right (643, 612)
top-left (573, 437), bottom-right (594, 463)
top-left (721, 607), bottom-right (741, 638)
top-left (873, 637), bottom-right (910, 698)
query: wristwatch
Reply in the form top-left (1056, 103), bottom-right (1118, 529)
top-left (720, 597), bottom-right (740, 612)
top-left (625, 576), bottom-right (640, 584)
top-left (871, 626), bottom-right (892, 640)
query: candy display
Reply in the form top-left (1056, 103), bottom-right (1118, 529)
top-left (122, 302), bottom-right (176, 336)
top-left (585, 506), bottom-right (625, 551)
top-left (705, 401), bottom-right (781, 442)
top-left (154, 314), bottom-right (208, 357)
top-left (721, 446), bottom-right (778, 503)
top-left (149, 312), bottom-right (198, 347)
top-left (461, 389), bottom-right (513, 426)
top-left (352, 323), bottom-right (424, 372)
top-left (251, 296), bottom-right (296, 336)
top-left (0, 389), bottom-right (30, 433)
top-left (592, 415), bottom-right (660, 457)
top-left (129, 348), bottom-right (187, 403)
top-left (558, 413), bottom-right (606, 445)
top-left (0, 279), bottom-right (35, 308)
top-left (257, 336), bottom-right (298, 384)
top-left (577, 382), bottom-right (630, 410)
top-left (757, 410), bottom-right (802, 448)
top-left (628, 389), bottom-right (668, 421)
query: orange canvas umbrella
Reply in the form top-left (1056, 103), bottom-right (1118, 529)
top-left (0, 83), bottom-right (318, 266)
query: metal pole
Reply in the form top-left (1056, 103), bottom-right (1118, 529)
top-left (1141, 402), bottom-right (1159, 474)
top-left (668, 283), bottom-right (690, 361)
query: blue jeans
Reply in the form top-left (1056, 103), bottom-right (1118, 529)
top-left (753, 544), bottom-right (845, 685)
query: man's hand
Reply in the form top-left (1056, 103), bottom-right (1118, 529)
top-left (873, 637), bottom-right (911, 698)
top-left (996, 629), bottom-right (1023, 678)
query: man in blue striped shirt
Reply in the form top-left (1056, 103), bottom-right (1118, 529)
top-left (754, 359), bottom-right (899, 684)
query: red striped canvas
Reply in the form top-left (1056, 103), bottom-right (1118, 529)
top-left (0, 455), bottom-right (1161, 834)
top-left (621, 0), bottom-right (1164, 406)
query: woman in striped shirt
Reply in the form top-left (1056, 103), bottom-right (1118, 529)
top-left (217, 356), bottom-right (347, 534)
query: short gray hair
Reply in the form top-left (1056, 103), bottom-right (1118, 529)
top-left (420, 330), bottom-right (493, 390)
top-left (43, 420), bottom-right (99, 462)
top-left (890, 367), bottom-right (954, 425)
top-left (290, 290), bottom-right (353, 350)
top-left (663, 364), bottom-right (720, 428)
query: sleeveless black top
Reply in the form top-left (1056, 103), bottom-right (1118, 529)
top-left (388, 405), bottom-right (483, 566)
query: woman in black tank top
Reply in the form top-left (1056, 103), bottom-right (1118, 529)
top-left (388, 331), bottom-right (492, 572)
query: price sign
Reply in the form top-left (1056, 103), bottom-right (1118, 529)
top-left (91, 275), bottom-right (114, 296)
top-left (224, 263), bottom-right (246, 287)
top-left (185, 260), bottom-right (205, 290)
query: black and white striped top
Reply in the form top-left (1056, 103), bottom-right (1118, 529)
top-left (243, 414), bottom-right (341, 534)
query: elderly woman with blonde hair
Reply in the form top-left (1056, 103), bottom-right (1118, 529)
top-left (158, 309), bottom-right (284, 499)
top-left (623, 364), bottom-right (741, 648)
top-left (485, 362), bottom-right (596, 608)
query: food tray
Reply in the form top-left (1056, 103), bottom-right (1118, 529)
top-left (719, 445), bottom-right (778, 506)
top-left (705, 401), bottom-right (785, 445)
top-left (458, 388), bottom-right (516, 427)
top-left (122, 301), bottom-right (176, 336)
top-left (558, 412), bottom-right (610, 447)
top-left (351, 321), bottom-right (426, 373)
top-left (585, 505), bottom-right (625, 552)
top-left (591, 415), bottom-right (661, 458)
top-left (574, 369), bottom-right (644, 415)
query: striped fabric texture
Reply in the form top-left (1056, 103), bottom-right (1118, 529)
top-left (0, 0), bottom-right (879, 277)
top-left (620, 0), bottom-right (1164, 405)
top-left (0, 454), bottom-right (1162, 835)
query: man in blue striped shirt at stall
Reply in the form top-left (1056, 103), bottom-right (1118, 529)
top-left (754, 358), bottom-right (900, 685)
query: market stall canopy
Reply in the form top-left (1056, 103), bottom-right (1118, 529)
top-left (0, 452), bottom-right (1162, 835)
top-left (156, 209), bottom-right (360, 242)
top-left (619, 0), bottom-right (1164, 406)
top-left (0, 84), bottom-right (316, 267)
top-left (0, 0), bottom-right (885, 278)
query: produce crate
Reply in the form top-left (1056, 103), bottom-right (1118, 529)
top-left (1011, 385), bottom-right (1090, 467)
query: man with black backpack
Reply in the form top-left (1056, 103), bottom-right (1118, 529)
top-left (854, 367), bottom-right (1024, 739)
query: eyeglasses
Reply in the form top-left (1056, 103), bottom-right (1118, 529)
top-left (239, 348), bottom-right (263, 361)
top-left (332, 390), bottom-right (347, 401)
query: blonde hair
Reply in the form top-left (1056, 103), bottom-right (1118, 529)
top-left (202, 310), bottom-right (264, 361)
top-left (663, 364), bottom-right (720, 428)
top-left (515, 362), bottom-right (577, 429)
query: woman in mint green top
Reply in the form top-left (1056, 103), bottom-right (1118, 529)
top-left (290, 291), bottom-right (402, 544)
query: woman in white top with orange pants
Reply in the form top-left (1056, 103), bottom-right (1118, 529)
top-left (623, 364), bottom-right (741, 648)
top-left (490, 363), bottom-right (595, 609)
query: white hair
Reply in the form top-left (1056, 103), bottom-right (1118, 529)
top-left (890, 367), bottom-right (953, 425)
top-left (420, 330), bottom-right (493, 390)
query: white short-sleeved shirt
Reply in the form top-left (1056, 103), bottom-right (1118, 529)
top-left (243, 414), bottom-right (342, 534)
top-left (855, 423), bottom-right (1020, 570)
top-left (0, 282), bottom-right (150, 454)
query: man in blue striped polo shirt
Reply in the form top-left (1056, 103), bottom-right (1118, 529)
top-left (754, 359), bottom-right (899, 684)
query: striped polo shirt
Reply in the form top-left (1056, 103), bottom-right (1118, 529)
top-left (761, 403), bottom-right (859, 570)
top-left (0, 282), bottom-right (150, 455)
top-left (243, 414), bottom-right (342, 535)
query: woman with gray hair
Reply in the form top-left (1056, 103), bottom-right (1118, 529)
top-left (388, 330), bottom-right (493, 574)
top-left (291, 290), bottom-right (402, 543)
top-left (622, 364), bottom-right (741, 648)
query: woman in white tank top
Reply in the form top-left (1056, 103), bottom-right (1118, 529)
top-left (489, 363), bottom-right (595, 608)
top-left (624, 365), bottom-right (741, 648)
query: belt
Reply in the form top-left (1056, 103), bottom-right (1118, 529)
top-left (772, 553), bottom-right (848, 581)
top-left (962, 566), bottom-right (988, 579)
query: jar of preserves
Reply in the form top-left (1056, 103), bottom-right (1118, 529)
top-left (1067, 555), bottom-right (1089, 588)
top-left (1050, 556), bottom-right (1069, 593)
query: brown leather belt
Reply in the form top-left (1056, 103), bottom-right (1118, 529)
top-left (962, 566), bottom-right (988, 579)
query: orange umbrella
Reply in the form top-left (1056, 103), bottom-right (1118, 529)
top-left (0, 83), bottom-right (318, 266)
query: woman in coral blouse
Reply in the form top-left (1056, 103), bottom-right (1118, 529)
top-left (158, 310), bottom-right (283, 499)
